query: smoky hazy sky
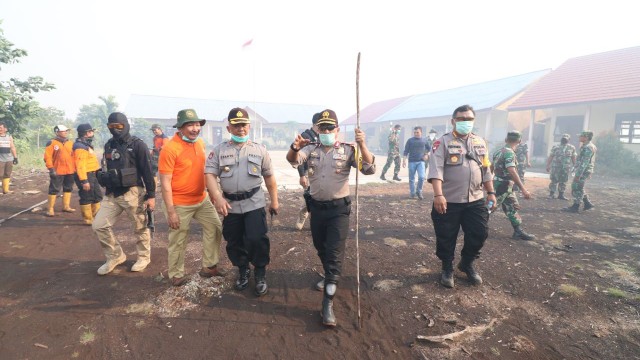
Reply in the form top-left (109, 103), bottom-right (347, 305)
top-left (1, 0), bottom-right (638, 120)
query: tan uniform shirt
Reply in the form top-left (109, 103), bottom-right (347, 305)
top-left (427, 132), bottom-right (493, 203)
top-left (205, 140), bottom-right (273, 214)
top-left (291, 142), bottom-right (376, 201)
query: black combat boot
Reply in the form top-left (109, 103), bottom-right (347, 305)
top-left (254, 266), bottom-right (268, 296)
top-left (380, 173), bottom-right (386, 180)
top-left (583, 196), bottom-right (594, 211)
top-left (440, 261), bottom-right (454, 288)
top-left (548, 191), bottom-right (555, 199)
top-left (557, 192), bottom-right (569, 200)
top-left (322, 283), bottom-right (337, 327)
top-left (457, 257), bottom-right (483, 285)
top-left (562, 202), bottom-right (580, 213)
top-left (512, 225), bottom-right (536, 240)
top-left (393, 174), bottom-right (401, 181)
top-left (235, 266), bottom-right (250, 291)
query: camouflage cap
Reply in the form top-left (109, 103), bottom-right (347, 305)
top-left (174, 109), bottom-right (206, 128)
top-left (506, 130), bottom-right (522, 142)
top-left (429, 129), bottom-right (437, 134)
top-left (228, 108), bottom-right (250, 125)
top-left (578, 130), bottom-right (593, 138)
top-left (150, 124), bottom-right (162, 131)
top-left (316, 109), bottom-right (338, 126)
top-left (561, 133), bottom-right (570, 139)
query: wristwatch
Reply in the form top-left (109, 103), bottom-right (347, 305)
top-left (290, 143), bottom-right (300, 152)
top-left (487, 191), bottom-right (496, 195)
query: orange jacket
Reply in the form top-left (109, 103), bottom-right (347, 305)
top-left (44, 138), bottom-right (76, 175)
top-left (73, 140), bottom-right (100, 182)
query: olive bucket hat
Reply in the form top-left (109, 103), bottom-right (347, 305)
top-left (173, 109), bottom-right (206, 128)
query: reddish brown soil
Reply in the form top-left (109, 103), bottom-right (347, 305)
top-left (1, 171), bottom-right (639, 359)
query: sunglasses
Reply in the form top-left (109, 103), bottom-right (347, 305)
top-left (107, 123), bottom-right (125, 130)
top-left (319, 125), bottom-right (337, 131)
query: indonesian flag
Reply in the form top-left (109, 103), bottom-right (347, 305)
top-left (242, 39), bottom-right (253, 48)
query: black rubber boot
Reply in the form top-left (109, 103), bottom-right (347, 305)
top-left (322, 283), bottom-right (337, 327)
top-left (548, 191), bottom-right (555, 199)
top-left (380, 174), bottom-right (386, 180)
top-left (235, 266), bottom-right (250, 291)
top-left (562, 202), bottom-right (580, 213)
top-left (557, 192), bottom-right (569, 200)
top-left (583, 196), bottom-right (594, 211)
top-left (457, 257), bottom-right (483, 285)
top-left (440, 261), bottom-right (454, 288)
top-left (254, 266), bottom-right (268, 296)
top-left (512, 225), bottom-right (536, 240)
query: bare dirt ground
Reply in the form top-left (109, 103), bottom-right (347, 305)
top-left (1, 170), bottom-right (639, 359)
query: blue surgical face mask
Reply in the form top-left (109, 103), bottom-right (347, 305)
top-left (231, 134), bottom-right (250, 143)
top-left (319, 133), bottom-right (336, 146)
top-left (455, 121), bottom-right (474, 135)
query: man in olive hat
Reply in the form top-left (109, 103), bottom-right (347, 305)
top-left (380, 124), bottom-right (402, 181)
top-left (150, 124), bottom-right (169, 184)
top-left (205, 107), bottom-right (279, 297)
top-left (546, 133), bottom-right (576, 200)
top-left (563, 131), bottom-right (597, 213)
top-left (491, 131), bottom-right (535, 241)
top-left (73, 123), bottom-right (103, 225)
top-left (159, 109), bottom-right (223, 286)
top-left (93, 112), bottom-right (156, 275)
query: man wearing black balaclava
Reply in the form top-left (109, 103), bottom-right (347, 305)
top-left (93, 112), bottom-right (156, 276)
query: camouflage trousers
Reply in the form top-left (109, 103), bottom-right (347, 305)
top-left (548, 167), bottom-right (570, 194)
top-left (150, 152), bottom-right (160, 174)
top-left (494, 178), bottom-right (522, 227)
top-left (571, 172), bottom-right (592, 205)
top-left (513, 165), bottom-right (526, 192)
top-left (382, 154), bottom-right (401, 176)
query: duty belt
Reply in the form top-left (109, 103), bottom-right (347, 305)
top-left (223, 186), bottom-right (260, 201)
top-left (309, 196), bottom-right (351, 208)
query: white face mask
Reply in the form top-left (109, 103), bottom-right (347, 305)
top-left (429, 134), bottom-right (436, 140)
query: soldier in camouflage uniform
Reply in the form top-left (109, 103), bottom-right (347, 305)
top-left (546, 133), bottom-right (576, 200)
top-left (563, 131), bottom-right (597, 213)
top-left (512, 142), bottom-right (530, 192)
top-left (380, 124), bottom-right (402, 181)
top-left (491, 131), bottom-right (535, 240)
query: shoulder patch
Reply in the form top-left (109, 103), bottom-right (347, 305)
top-left (432, 140), bottom-right (441, 151)
top-left (208, 150), bottom-right (215, 159)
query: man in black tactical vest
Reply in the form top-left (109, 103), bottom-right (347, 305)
top-left (93, 112), bottom-right (156, 276)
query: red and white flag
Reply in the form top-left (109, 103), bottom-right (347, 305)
top-left (242, 39), bottom-right (253, 48)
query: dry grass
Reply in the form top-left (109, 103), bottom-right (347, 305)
top-left (558, 284), bottom-right (585, 297)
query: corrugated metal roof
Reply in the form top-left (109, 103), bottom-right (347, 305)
top-left (341, 96), bottom-right (411, 125)
top-left (124, 94), bottom-right (326, 124)
top-left (375, 69), bottom-right (550, 122)
top-left (509, 46), bottom-right (640, 111)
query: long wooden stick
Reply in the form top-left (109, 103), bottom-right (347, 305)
top-left (355, 52), bottom-right (362, 328)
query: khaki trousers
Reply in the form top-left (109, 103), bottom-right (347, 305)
top-left (92, 186), bottom-right (151, 262)
top-left (164, 197), bottom-right (222, 279)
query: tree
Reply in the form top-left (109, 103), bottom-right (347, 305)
top-left (0, 20), bottom-right (56, 137)
top-left (75, 95), bottom-right (119, 146)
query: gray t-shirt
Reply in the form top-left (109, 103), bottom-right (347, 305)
top-left (0, 134), bottom-right (15, 162)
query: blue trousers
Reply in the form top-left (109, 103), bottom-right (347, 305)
top-left (408, 161), bottom-right (426, 196)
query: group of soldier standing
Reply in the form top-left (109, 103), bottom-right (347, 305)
top-left (0, 103), bottom-right (597, 328)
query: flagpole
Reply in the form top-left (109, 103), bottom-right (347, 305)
top-left (355, 52), bottom-right (362, 329)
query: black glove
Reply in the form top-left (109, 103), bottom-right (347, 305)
top-left (49, 168), bottom-right (57, 179)
top-left (13, 158), bottom-right (18, 165)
